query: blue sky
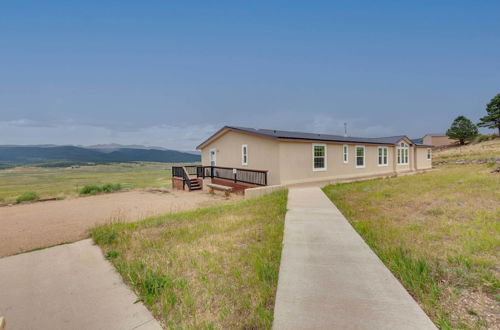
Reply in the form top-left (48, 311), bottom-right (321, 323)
top-left (1, 1), bottom-right (499, 150)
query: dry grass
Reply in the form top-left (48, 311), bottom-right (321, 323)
top-left (433, 139), bottom-right (500, 163)
top-left (323, 165), bottom-right (499, 329)
top-left (91, 190), bottom-right (288, 329)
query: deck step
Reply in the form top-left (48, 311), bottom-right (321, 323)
top-left (188, 178), bottom-right (202, 191)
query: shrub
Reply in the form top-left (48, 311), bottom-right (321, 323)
top-left (80, 185), bottom-right (103, 195)
top-left (80, 183), bottom-right (122, 195)
top-left (102, 183), bottom-right (122, 193)
top-left (16, 192), bottom-right (40, 203)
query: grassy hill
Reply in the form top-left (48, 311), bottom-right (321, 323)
top-left (323, 140), bottom-right (499, 329)
top-left (0, 145), bottom-right (200, 166)
top-left (433, 138), bottom-right (500, 163)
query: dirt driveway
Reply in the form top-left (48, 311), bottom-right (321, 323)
top-left (0, 190), bottom-right (238, 258)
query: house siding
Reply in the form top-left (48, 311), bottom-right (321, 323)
top-left (200, 130), bottom-right (281, 185)
top-left (199, 129), bottom-right (432, 187)
top-left (278, 142), bottom-right (396, 185)
top-left (416, 147), bottom-right (432, 170)
top-left (423, 135), bottom-right (456, 147)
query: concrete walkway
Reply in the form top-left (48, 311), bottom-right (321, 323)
top-left (273, 187), bottom-right (436, 329)
top-left (0, 239), bottom-right (162, 330)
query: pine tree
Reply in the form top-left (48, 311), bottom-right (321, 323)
top-left (478, 93), bottom-right (500, 135)
top-left (446, 116), bottom-right (478, 145)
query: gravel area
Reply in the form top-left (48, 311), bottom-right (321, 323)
top-left (0, 190), bottom-right (237, 258)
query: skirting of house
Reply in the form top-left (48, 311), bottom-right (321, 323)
top-left (210, 178), bottom-right (259, 194)
top-left (244, 168), bottom-right (434, 199)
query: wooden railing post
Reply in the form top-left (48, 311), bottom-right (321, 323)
top-left (182, 166), bottom-right (192, 191)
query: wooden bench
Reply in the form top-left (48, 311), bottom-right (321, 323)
top-left (207, 183), bottom-right (232, 197)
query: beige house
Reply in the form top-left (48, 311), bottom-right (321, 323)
top-left (422, 133), bottom-right (457, 147)
top-left (195, 126), bottom-right (432, 188)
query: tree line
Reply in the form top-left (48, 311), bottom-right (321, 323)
top-left (446, 93), bottom-right (500, 145)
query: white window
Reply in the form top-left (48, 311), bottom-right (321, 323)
top-left (242, 144), bottom-right (248, 165)
top-left (343, 144), bottom-right (348, 163)
top-left (209, 148), bottom-right (217, 166)
top-left (378, 146), bottom-right (388, 166)
top-left (427, 148), bottom-right (432, 160)
top-left (397, 142), bottom-right (409, 165)
top-left (312, 144), bottom-right (327, 171)
top-left (355, 146), bottom-right (365, 168)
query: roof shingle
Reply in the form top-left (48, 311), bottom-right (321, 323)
top-left (197, 126), bottom-right (433, 148)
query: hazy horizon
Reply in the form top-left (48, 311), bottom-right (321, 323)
top-left (1, 1), bottom-right (499, 150)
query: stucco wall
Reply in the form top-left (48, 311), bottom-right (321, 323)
top-left (277, 142), bottom-right (396, 185)
top-left (416, 147), bottom-right (432, 170)
top-left (200, 130), bottom-right (281, 185)
top-left (423, 135), bottom-right (456, 147)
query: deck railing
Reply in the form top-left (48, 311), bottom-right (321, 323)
top-left (173, 165), bottom-right (268, 187)
top-left (199, 166), bottom-right (267, 186)
top-left (172, 166), bottom-right (194, 190)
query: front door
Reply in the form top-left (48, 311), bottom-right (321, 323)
top-left (209, 149), bottom-right (216, 166)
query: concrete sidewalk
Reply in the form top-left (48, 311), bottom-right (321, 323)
top-left (273, 187), bottom-right (436, 329)
top-left (0, 239), bottom-right (162, 330)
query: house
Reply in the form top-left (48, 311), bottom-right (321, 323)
top-left (182, 126), bottom-right (432, 191)
top-left (422, 133), bottom-right (457, 147)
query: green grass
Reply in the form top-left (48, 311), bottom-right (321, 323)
top-left (16, 191), bottom-right (40, 203)
top-left (91, 190), bottom-right (288, 329)
top-left (0, 162), bottom-right (196, 203)
top-left (323, 164), bottom-right (499, 329)
top-left (80, 183), bottom-right (122, 195)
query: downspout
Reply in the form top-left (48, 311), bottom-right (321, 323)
top-left (411, 145), bottom-right (417, 172)
top-left (393, 145), bottom-right (398, 176)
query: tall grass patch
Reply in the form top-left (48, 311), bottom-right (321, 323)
top-left (80, 183), bottom-right (122, 195)
top-left (323, 165), bottom-right (499, 329)
top-left (16, 191), bottom-right (39, 203)
top-left (91, 190), bottom-right (288, 329)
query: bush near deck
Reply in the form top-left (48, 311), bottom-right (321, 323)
top-left (91, 190), bottom-right (287, 329)
top-left (323, 165), bottom-right (499, 329)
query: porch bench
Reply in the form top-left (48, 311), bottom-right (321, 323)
top-left (207, 183), bottom-right (232, 197)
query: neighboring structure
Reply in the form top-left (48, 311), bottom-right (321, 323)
top-left (192, 126), bottom-right (432, 188)
top-left (422, 133), bottom-right (457, 147)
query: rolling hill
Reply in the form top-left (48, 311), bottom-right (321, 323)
top-left (0, 145), bottom-right (200, 166)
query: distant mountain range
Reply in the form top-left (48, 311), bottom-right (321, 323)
top-left (0, 144), bottom-right (200, 167)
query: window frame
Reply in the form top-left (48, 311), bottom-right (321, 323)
top-left (241, 144), bottom-right (248, 165)
top-left (397, 142), bottom-right (409, 165)
top-left (209, 148), bottom-right (217, 166)
top-left (378, 146), bottom-right (388, 166)
top-left (355, 145), bottom-right (365, 168)
top-left (343, 144), bottom-right (349, 163)
top-left (427, 148), bottom-right (432, 160)
top-left (312, 143), bottom-right (327, 171)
